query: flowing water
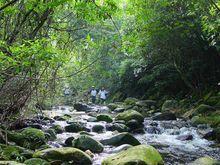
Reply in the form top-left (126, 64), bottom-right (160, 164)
top-left (42, 105), bottom-right (220, 165)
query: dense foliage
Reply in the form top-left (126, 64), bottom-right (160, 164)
top-left (0, 0), bottom-right (220, 118)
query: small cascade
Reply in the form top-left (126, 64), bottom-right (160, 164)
top-left (40, 104), bottom-right (220, 165)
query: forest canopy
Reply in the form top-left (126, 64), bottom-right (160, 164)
top-left (0, 0), bottom-right (220, 118)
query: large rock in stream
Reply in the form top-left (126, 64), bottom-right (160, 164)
top-left (100, 132), bottom-right (140, 146)
top-left (72, 135), bottom-right (104, 153)
top-left (74, 102), bottom-right (92, 111)
top-left (152, 112), bottom-right (176, 121)
top-left (8, 128), bottom-right (46, 150)
top-left (97, 114), bottom-right (113, 123)
top-left (189, 156), bottom-right (220, 165)
top-left (102, 144), bottom-right (164, 165)
top-left (33, 147), bottom-right (92, 164)
top-left (65, 122), bottom-right (88, 132)
top-left (115, 110), bottom-right (144, 124)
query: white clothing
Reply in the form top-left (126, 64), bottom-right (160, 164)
top-left (91, 89), bottom-right (97, 96)
top-left (98, 90), bottom-right (108, 99)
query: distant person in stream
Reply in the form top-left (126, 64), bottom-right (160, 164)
top-left (90, 86), bottom-right (97, 104)
top-left (98, 87), bottom-right (108, 104)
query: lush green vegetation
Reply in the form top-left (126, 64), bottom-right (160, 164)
top-left (0, 0), bottom-right (220, 117)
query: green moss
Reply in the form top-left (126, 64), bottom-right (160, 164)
top-left (100, 132), bottom-right (140, 146)
top-left (33, 147), bottom-right (92, 164)
top-left (192, 115), bottom-right (220, 127)
top-left (20, 128), bottom-right (46, 150)
top-left (115, 110), bottom-right (144, 123)
top-left (0, 144), bottom-right (33, 162)
top-left (24, 158), bottom-right (50, 165)
top-left (72, 135), bottom-right (104, 153)
top-left (190, 156), bottom-right (220, 165)
top-left (97, 114), bottom-right (113, 123)
top-left (102, 145), bottom-right (164, 165)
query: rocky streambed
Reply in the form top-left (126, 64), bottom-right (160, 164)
top-left (1, 101), bottom-right (220, 165)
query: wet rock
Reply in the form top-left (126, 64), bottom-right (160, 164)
top-left (24, 158), bottom-right (50, 165)
top-left (126, 119), bottom-right (144, 133)
top-left (176, 134), bottom-right (193, 141)
top-left (202, 128), bottom-right (220, 142)
top-left (189, 156), bottom-right (220, 165)
top-left (8, 128), bottom-right (46, 150)
top-left (64, 137), bottom-right (75, 146)
top-left (45, 129), bottom-right (56, 141)
top-left (115, 110), bottom-right (144, 124)
top-left (65, 122), bottom-right (87, 133)
top-left (102, 145), bottom-right (164, 165)
top-left (53, 116), bottom-right (66, 121)
top-left (74, 102), bottom-right (92, 111)
top-left (100, 132), bottom-right (140, 146)
top-left (50, 124), bottom-right (63, 134)
top-left (162, 99), bottom-right (178, 112)
top-left (114, 107), bottom-right (125, 113)
top-left (152, 112), bottom-right (176, 121)
top-left (85, 150), bottom-right (94, 158)
top-left (109, 144), bottom-right (132, 153)
top-left (106, 123), bottom-right (129, 132)
top-left (92, 125), bottom-right (105, 133)
top-left (72, 135), bottom-right (104, 153)
top-left (33, 147), bottom-right (92, 165)
top-left (97, 114), bottom-right (113, 123)
top-left (87, 117), bottom-right (97, 122)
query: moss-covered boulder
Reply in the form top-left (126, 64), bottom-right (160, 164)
top-left (45, 129), bottom-right (56, 141)
top-left (189, 156), bottom-right (220, 165)
top-left (65, 122), bottom-right (87, 132)
top-left (64, 137), bottom-right (75, 146)
top-left (0, 144), bottom-right (33, 161)
top-left (8, 128), bottom-right (46, 150)
top-left (24, 158), bottom-right (50, 165)
top-left (0, 161), bottom-right (24, 165)
top-left (124, 97), bottom-right (139, 106)
top-left (21, 128), bottom-right (46, 149)
top-left (33, 147), bottom-right (92, 164)
top-left (50, 125), bottom-right (63, 134)
top-left (97, 114), bottom-right (113, 123)
top-left (115, 110), bottom-right (144, 124)
top-left (92, 125), bottom-right (105, 133)
top-left (106, 123), bottom-right (129, 132)
top-left (72, 135), bottom-right (104, 153)
top-left (100, 132), bottom-right (140, 146)
top-left (152, 112), bottom-right (176, 121)
top-left (102, 145), bottom-right (164, 165)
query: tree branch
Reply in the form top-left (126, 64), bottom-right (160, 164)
top-left (0, 0), bottom-right (19, 12)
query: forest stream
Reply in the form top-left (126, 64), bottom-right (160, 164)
top-left (40, 104), bottom-right (220, 165)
